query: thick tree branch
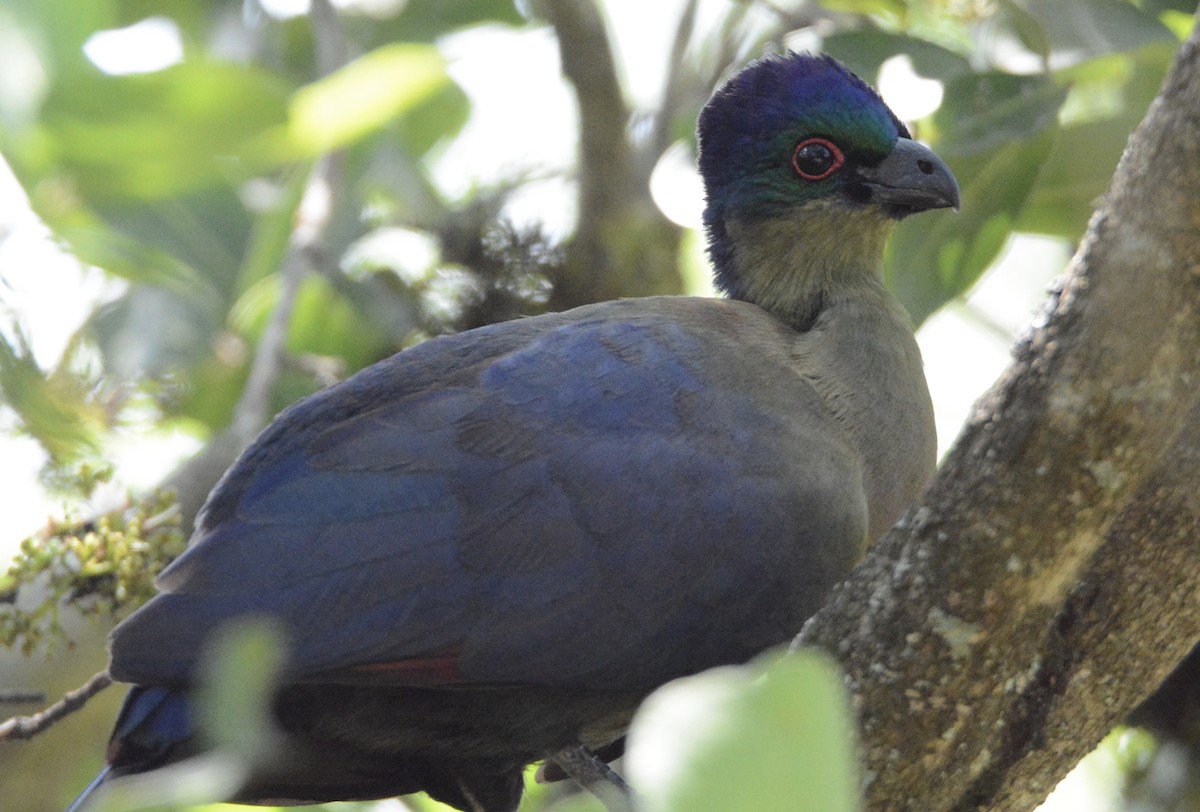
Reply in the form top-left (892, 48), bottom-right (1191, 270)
top-left (650, 0), bottom-right (699, 160)
top-left (796, 18), bottom-right (1200, 812)
top-left (543, 0), bottom-right (682, 308)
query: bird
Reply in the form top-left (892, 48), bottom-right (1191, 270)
top-left (68, 52), bottom-right (958, 812)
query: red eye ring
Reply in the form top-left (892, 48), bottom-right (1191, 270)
top-left (791, 138), bottom-right (845, 181)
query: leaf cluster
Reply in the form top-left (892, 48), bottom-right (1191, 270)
top-left (0, 485), bottom-right (184, 655)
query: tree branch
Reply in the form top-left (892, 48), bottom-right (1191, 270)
top-left (543, 0), bottom-right (683, 308)
top-left (796, 17), bottom-right (1200, 812)
top-left (650, 0), bottom-right (699, 160)
top-left (0, 672), bottom-right (111, 742)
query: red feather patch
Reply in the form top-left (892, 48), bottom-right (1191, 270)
top-left (349, 648), bottom-right (464, 685)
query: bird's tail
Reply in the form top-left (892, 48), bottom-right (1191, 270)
top-left (64, 686), bottom-right (193, 812)
top-left (63, 765), bottom-right (112, 812)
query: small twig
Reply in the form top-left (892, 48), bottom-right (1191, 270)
top-left (141, 502), bottom-right (182, 534)
top-left (0, 671), bottom-right (112, 741)
top-left (549, 744), bottom-right (634, 812)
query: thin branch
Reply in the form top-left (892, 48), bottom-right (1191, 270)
top-left (543, 0), bottom-right (636, 307)
top-left (0, 671), bottom-right (112, 741)
top-left (309, 0), bottom-right (347, 78)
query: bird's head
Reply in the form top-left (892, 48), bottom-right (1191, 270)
top-left (697, 53), bottom-right (959, 325)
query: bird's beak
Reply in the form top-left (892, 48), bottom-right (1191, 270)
top-left (859, 138), bottom-right (960, 218)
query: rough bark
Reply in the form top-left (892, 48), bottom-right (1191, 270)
top-left (796, 17), bottom-right (1200, 812)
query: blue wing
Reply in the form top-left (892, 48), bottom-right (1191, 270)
top-left (110, 298), bottom-right (866, 691)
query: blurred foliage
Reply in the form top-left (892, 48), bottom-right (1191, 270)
top-left (75, 647), bottom-right (862, 812)
top-left (87, 618), bottom-right (286, 812)
top-left (0, 0), bottom-right (1195, 810)
top-left (626, 649), bottom-right (861, 812)
top-left (0, 326), bottom-right (104, 463)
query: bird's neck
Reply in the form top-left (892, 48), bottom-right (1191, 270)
top-left (707, 203), bottom-right (895, 330)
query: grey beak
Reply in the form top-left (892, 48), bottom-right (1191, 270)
top-left (859, 137), bottom-right (960, 218)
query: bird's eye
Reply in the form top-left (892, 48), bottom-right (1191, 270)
top-left (791, 138), bottom-right (845, 181)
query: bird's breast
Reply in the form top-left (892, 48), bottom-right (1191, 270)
top-left (790, 289), bottom-right (937, 543)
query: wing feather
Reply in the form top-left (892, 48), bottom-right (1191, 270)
top-left (111, 299), bottom-right (867, 691)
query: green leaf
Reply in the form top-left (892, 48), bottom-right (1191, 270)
top-left (64, 188), bottom-right (257, 379)
top-left (230, 273), bottom-right (391, 373)
top-left (1159, 10), bottom-right (1197, 41)
top-left (392, 78), bottom-right (472, 158)
top-left (2, 0), bottom-right (116, 81)
top-left (195, 617), bottom-right (288, 757)
top-left (170, 348), bottom-right (249, 431)
top-left (1018, 0), bottom-right (1175, 61)
top-left (25, 60), bottom-right (291, 201)
top-left (1016, 119), bottom-right (1126, 236)
top-left (90, 285), bottom-right (224, 378)
top-left (1020, 43), bottom-right (1175, 237)
top-left (0, 330), bottom-right (101, 462)
top-left (92, 187), bottom-right (254, 288)
top-left (822, 31), bottom-right (972, 84)
top-left (53, 221), bottom-right (203, 291)
top-left (885, 71), bottom-right (1065, 322)
top-left (815, 0), bottom-right (906, 17)
top-left (982, 0), bottom-right (1174, 74)
top-left (287, 275), bottom-right (392, 370)
top-left (627, 650), bottom-right (861, 812)
top-left (545, 796), bottom-right (606, 812)
top-left (288, 43), bottom-right (451, 156)
top-left (236, 164), bottom-right (313, 295)
top-left (996, 0), bottom-right (1051, 67)
top-left (112, 0), bottom-right (216, 36)
top-left (932, 71), bottom-right (1065, 159)
top-left (1141, 0), bottom-right (1200, 15)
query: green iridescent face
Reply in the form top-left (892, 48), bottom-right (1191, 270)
top-left (698, 53), bottom-right (959, 303)
top-left (698, 54), bottom-right (908, 221)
